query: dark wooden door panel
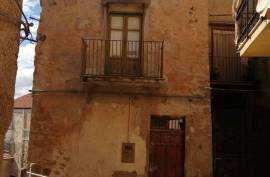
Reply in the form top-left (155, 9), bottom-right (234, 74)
top-left (150, 130), bottom-right (185, 177)
top-left (150, 144), bottom-right (166, 177)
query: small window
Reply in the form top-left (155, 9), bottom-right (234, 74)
top-left (23, 129), bottom-right (29, 141)
top-left (3, 142), bottom-right (10, 153)
top-left (8, 120), bottom-right (14, 130)
top-left (3, 136), bottom-right (13, 154)
top-left (151, 116), bottom-right (185, 131)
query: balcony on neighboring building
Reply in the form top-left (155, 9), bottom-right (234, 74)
top-left (210, 54), bottom-right (255, 87)
top-left (81, 39), bottom-right (164, 90)
top-left (210, 26), bottom-right (257, 89)
top-left (235, 0), bottom-right (270, 57)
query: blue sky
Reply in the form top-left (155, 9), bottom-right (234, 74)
top-left (15, 0), bottom-right (41, 98)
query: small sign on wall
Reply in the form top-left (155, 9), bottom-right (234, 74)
top-left (121, 143), bottom-right (135, 163)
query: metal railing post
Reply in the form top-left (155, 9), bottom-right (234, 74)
top-left (81, 39), bottom-right (86, 76)
top-left (246, 0), bottom-right (249, 40)
top-left (160, 41), bottom-right (164, 78)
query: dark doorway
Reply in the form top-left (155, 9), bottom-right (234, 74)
top-left (149, 116), bottom-right (185, 177)
top-left (212, 91), bottom-right (270, 177)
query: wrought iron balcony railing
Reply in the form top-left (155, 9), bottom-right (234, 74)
top-left (210, 27), bottom-right (255, 84)
top-left (236, 0), bottom-right (260, 44)
top-left (81, 39), bottom-right (164, 80)
top-left (210, 55), bottom-right (254, 83)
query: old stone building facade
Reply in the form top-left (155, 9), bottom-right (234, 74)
top-left (29, 0), bottom-right (212, 177)
top-left (209, 0), bottom-right (270, 177)
top-left (0, 0), bottom-right (22, 168)
top-left (1, 94), bottom-right (32, 177)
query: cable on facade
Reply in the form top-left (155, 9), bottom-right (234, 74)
top-left (14, 0), bottom-right (38, 44)
top-left (127, 96), bottom-right (131, 142)
top-left (205, 87), bottom-right (260, 93)
top-left (29, 89), bottom-right (207, 100)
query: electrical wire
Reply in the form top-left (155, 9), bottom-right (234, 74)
top-left (14, 0), bottom-right (29, 26)
top-left (12, 0), bottom-right (37, 44)
top-left (127, 97), bottom-right (131, 142)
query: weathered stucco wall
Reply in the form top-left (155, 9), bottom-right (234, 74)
top-left (29, 0), bottom-right (212, 177)
top-left (0, 0), bottom-right (21, 167)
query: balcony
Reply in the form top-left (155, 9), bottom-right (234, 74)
top-left (81, 39), bottom-right (164, 89)
top-left (210, 55), bottom-right (254, 84)
top-left (236, 0), bottom-right (260, 45)
top-left (236, 0), bottom-right (270, 57)
top-left (210, 27), bottom-right (256, 88)
top-left (210, 54), bottom-right (259, 90)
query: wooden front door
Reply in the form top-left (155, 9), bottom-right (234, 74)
top-left (106, 14), bottom-right (142, 76)
top-left (149, 117), bottom-right (185, 177)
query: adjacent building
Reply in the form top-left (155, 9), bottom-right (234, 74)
top-left (1, 94), bottom-right (32, 177)
top-left (29, 0), bottom-right (212, 177)
top-left (0, 0), bottom-right (22, 168)
top-left (209, 0), bottom-right (270, 177)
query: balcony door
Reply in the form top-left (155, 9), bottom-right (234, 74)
top-left (106, 14), bottom-right (142, 76)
